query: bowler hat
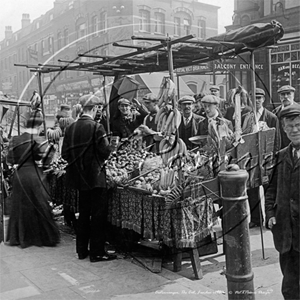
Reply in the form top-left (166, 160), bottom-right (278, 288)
top-left (201, 95), bottom-right (220, 105)
top-left (118, 98), bottom-right (131, 105)
top-left (279, 102), bottom-right (300, 119)
top-left (79, 95), bottom-right (101, 108)
top-left (277, 85), bottom-right (295, 94)
top-left (178, 95), bottom-right (195, 105)
top-left (209, 85), bottom-right (220, 91)
top-left (143, 93), bottom-right (157, 102)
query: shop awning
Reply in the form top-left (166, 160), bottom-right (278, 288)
top-left (135, 73), bottom-right (194, 98)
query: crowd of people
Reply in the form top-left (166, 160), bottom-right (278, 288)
top-left (1, 82), bottom-right (299, 299)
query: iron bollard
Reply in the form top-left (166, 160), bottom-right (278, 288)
top-left (218, 164), bottom-right (255, 300)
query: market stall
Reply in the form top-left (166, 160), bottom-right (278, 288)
top-left (13, 20), bottom-right (284, 278)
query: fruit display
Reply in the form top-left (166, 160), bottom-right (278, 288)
top-left (105, 139), bottom-right (157, 188)
top-left (44, 155), bottom-right (68, 177)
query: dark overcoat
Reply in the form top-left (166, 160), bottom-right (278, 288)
top-left (265, 144), bottom-right (300, 254)
top-left (62, 115), bottom-right (111, 191)
top-left (273, 105), bottom-right (290, 149)
top-left (178, 113), bottom-right (204, 150)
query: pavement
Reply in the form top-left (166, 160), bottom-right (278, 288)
top-left (0, 223), bottom-right (283, 300)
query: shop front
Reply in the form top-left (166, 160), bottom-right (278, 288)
top-left (270, 41), bottom-right (300, 107)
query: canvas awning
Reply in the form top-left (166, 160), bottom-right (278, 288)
top-left (135, 73), bottom-right (194, 98)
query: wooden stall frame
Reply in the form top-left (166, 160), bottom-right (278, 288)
top-left (12, 22), bottom-right (284, 278)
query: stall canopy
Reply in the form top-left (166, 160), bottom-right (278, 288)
top-left (15, 21), bottom-right (284, 78)
top-left (134, 73), bottom-right (194, 98)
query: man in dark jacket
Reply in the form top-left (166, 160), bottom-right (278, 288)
top-left (248, 88), bottom-right (282, 228)
top-left (178, 95), bottom-right (204, 150)
top-left (62, 95), bottom-right (117, 262)
top-left (265, 102), bottom-right (300, 300)
top-left (273, 85), bottom-right (296, 149)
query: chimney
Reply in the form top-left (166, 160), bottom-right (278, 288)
top-left (5, 26), bottom-right (13, 39)
top-left (21, 13), bottom-right (31, 28)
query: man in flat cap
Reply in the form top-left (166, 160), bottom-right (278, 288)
top-left (247, 88), bottom-right (282, 228)
top-left (265, 102), bottom-right (300, 300)
top-left (110, 97), bottom-right (147, 138)
top-left (197, 94), bottom-right (233, 136)
top-left (141, 93), bottom-right (159, 151)
top-left (62, 94), bottom-right (118, 263)
top-left (209, 85), bottom-right (226, 116)
top-left (273, 85), bottom-right (296, 148)
top-left (178, 95), bottom-right (204, 150)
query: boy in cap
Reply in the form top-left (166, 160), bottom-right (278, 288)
top-left (142, 93), bottom-right (159, 151)
top-left (178, 95), bottom-right (204, 150)
top-left (197, 94), bottom-right (233, 136)
top-left (265, 102), bottom-right (300, 300)
top-left (110, 97), bottom-right (147, 138)
top-left (62, 95), bottom-right (118, 263)
top-left (273, 85), bottom-right (296, 148)
top-left (209, 85), bottom-right (226, 116)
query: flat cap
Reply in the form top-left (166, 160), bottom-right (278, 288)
top-left (60, 104), bottom-right (71, 110)
top-left (118, 98), bottom-right (131, 105)
top-left (178, 95), bottom-right (195, 105)
top-left (209, 85), bottom-right (220, 91)
top-left (277, 85), bottom-right (295, 94)
top-left (253, 88), bottom-right (265, 96)
top-left (79, 95), bottom-right (102, 108)
top-left (143, 93), bottom-right (157, 102)
top-left (201, 95), bottom-right (220, 105)
top-left (279, 102), bottom-right (300, 119)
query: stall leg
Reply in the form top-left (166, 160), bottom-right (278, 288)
top-left (189, 248), bottom-right (203, 279)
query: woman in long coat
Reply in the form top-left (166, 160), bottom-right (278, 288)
top-left (6, 111), bottom-right (60, 248)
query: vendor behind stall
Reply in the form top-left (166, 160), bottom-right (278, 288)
top-left (110, 97), bottom-right (147, 139)
top-left (178, 95), bottom-right (204, 150)
top-left (142, 93), bottom-right (159, 152)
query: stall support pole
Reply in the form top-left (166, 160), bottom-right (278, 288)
top-left (17, 106), bottom-right (20, 135)
top-left (218, 165), bottom-right (255, 300)
top-left (37, 71), bottom-right (47, 137)
top-left (250, 51), bottom-right (266, 260)
top-left (103, 76), bottom-right (110, 135)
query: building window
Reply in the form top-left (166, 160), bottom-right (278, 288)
top-left (41, 40), bottom-right (45, 55)
top-left (154, 12), bottom-right (165, 34)
top-left (240, 15), bottom-right (250, 26)
top-left (91, 15), bottom-right (99, 36)
top-left (76, 22), bottom-right (86, 40)
top-left (50, 14), bottom-right (53, 21)
top-left (270, 42), bottom-right (300, 103)
top-left (183, 18), bottom-right (191, 35)
top-left (57, 32), bottom-right (62, 49)
top-left (64, 28), bottom-right (69, 46)
top-left (37, 22), bottom-right (40, 29)
top-left (174, 17), bottom-right (181, 36)
top-left (198, 19), bottom-right (206, 39)
top-left (100, 11), bottom-right (107, 33)
top-left (139, 10), bottom-right (150, 32)
top-left (48, 36), bottom-right (54, 53)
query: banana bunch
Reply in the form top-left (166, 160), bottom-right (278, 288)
top-left (157, 77), bottom-right (176, 107)
top-left (47, 127), bottom-right (62, 143)
top-left (165, 185), bottom-right (184, 209)
top-left (159, 137), bottom-right (188, 166)
top-left (155, 107), bottom-right (181, 135)
top-left (159, 167), bottom-right (177, 194)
